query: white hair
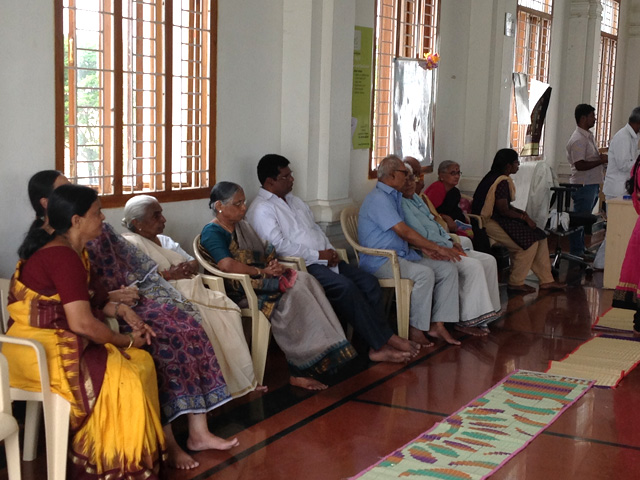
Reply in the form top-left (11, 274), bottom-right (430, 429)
top-left (122, 194), bottom-right (159, 231)
top-left (377, 155), bottom-right (403, 179)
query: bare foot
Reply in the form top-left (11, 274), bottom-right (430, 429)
top-left (289, 376), bottom-right (328, 390)
top-left (409, 326), bottom-right (434, 347)
top-left (454, 325), bottom-right (489, 336)
top-left (428, 323), bottom-right (461, 346)
top-left (256, 385), bottom-right (269, 392)
top-left (369, 345), bottom-right (411, 363)
top-left (387, 334), bottom-right (421, 356)
top-left (186, 432), bottom-right (239, 452)
top-left (166, 444), bottom-right (200, 470)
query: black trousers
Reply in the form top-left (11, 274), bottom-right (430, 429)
top-left (307, 261), bottom-right (392, 350)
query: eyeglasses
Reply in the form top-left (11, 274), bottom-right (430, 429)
top-left (276, 172), bottom-right (293, 181)
top-left (405, 174), bottom-right (417, 182)
top-left (394, 169), bottom-right (409, 177)
top-left (446, 170), bottom-right (462, 176)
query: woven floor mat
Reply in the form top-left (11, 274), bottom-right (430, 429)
top-left (351, 370), bottom-right (593, 480)
top-left (592, 307), bottom-right (635, 332)
top-left (546, 336), bottom-right (640, 387)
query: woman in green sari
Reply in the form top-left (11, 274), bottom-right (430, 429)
top-left (199, 182), bottom-right (356, 390)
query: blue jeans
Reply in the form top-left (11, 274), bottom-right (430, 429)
top-left (569, 183), bottom-right (600, 256)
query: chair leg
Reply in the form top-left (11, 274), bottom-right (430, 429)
top-left (22, 400), bottom-right (41, 461)
top-left (396, 279), bottom-right (412, 339)
top-left (4, 425), bottom-right (21, 480)
top-left (251, 312), bottom-right (271, 386)
top-left (45, 395), bottom-right (70, 480)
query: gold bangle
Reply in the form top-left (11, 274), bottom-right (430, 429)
top-left (126, 333), bottom-right (134, 350)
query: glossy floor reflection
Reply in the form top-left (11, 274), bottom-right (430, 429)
top-left (3, 277), bottom-right (640, 480)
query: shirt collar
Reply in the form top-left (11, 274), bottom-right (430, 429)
top-left (376, 181), bottom-right (401, 197)
top-left (625, 123), bottom-right (639, 140)
top-left (257, 187), bottom-right (290, 202)
top-left (576, 126), bottom-right (593, 139)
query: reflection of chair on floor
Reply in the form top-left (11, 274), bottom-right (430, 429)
top-left (546, 185), bottom-right (597, 270)
top-left (340, 206), bottom-right (412, 339)
top-left (0, 278), bottom-right (70, 480)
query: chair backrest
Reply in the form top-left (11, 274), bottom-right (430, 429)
top-left (0, 278), bottom-right (10, 334)
top-left (340, 206), bottom-right (361, 264)
top-left (192, 235), bottom-right (224, 276)
top-left (0, 353), bottom-right (11, 415)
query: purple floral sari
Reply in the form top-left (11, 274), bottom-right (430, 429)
top-left (86, 223), bottom-right (230, 423)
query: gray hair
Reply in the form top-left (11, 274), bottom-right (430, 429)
top-left (403, 161), bottom-right (414, 175)
top-left (629, 107), bottom-right (640, 125)
top-left (209, 181), bottom-right (243, 215)
top-left (377, 154), bottom-right (404, 180)
top-left (437, 160), bottom-right (459, 174)
top-left (122, 194), bottom-right (159, 231)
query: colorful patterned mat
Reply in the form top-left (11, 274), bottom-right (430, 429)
top-left (592, 307), bottom-right (635, 332)
top-left (351, 370), bottom-right (592, 480)
top-left (546, 336), bottom-right (640, 387)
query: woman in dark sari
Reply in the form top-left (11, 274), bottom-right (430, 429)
top-left (199, 182), bottom-right (357, 391)
top-left (26, 170), bottom-right (239, 471)
top-left (472, 149), bottom-right (563, 293)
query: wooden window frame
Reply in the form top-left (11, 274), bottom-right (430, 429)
top-left (509, 3), bottom-right (553, 156)
top-left (55, 0), bottom-right (217, 208)
top-left (370, 0), bottom-right (440, 178)
top-left (596, 0), bottom-right (620, 149)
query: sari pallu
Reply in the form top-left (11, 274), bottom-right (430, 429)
top-left (199, 220), bottom-right (356, 378)
top-left (5, 256), bottom-right (165, 479)
top-left (86, 223), bottom-right (231, 423)
top-left (122, 231), bottom-right (258, 398)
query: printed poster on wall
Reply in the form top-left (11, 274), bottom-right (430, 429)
top-left (351, 26), bottom-right (373, 149)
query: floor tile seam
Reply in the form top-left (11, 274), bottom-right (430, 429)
top-left (351, 397), bottom-right (448, 417)
top-left (188, 342), bottom-right (455, 479)
top-left (542, 430), bottom-right (640, 451)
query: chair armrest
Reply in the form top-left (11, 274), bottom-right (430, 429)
top-left (336, 248), bottom-right (348, 263)
top-left (278, 256), bottom-right (307, 272)
top-left (449, 233), bottom-right (461, 243)
top-left (466, 213), bottom-right (483, 229)
top-left (200, 274), bottom-right (226, 294)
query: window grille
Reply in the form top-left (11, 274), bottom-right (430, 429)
top-left (595, 0), bottom-right (619, 149)
top-left (56, 0), bottom-right (215, 206)
top-left (371, 0), bottom-right (439, 176)
top-left (509, 1), bottom-right (553, 155)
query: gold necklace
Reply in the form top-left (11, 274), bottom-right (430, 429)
top-left (213, 217), bottom-right (234, 233)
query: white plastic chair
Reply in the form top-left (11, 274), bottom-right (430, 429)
top-left (340, 207), bottom-right (413, 339)
top-left (0, 352), bottom-right (21, 480)
top-left (0, 279), bottom-right (70, 480)
top-left (193, 236), bottom-right (272, 385)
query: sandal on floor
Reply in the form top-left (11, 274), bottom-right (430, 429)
top-left (507, 284), bottom-right (536, 294)
top-left (539, 282), bottom-right (566, 291)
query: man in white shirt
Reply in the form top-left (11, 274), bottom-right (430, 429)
top-left (565, 104), bottom-right (608, 258)
top-left (593, 107), bottom-right (640, 268)
top-left (603, 107), bottom-right (640, 199)
top-left (246, 154), bottom-right (420, 363)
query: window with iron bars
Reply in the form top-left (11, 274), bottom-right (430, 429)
top-left (370, 0), bottom-right (439, 177)
top-left (55, 0), bottom-right (216, 207)
top-left (595, 0), bottom-right (619, 149)
top-left (509, 1), bottom-right (553, 156)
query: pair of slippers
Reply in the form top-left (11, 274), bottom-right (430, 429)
top-left (508, 282), bottom-right (566, 294)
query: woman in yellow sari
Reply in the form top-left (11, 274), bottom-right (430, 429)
top-left (5, 184), bottom-right (165, 479)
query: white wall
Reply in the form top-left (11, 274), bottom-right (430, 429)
top-left (3, 0), bottom-right (640, 278)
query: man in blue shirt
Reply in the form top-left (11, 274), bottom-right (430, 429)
top-left (359, 155), bottom-right (462, 346)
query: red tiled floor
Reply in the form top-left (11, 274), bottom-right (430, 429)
top-left (2, 281), bottom-right (640, 480)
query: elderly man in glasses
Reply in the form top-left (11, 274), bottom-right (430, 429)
top-left (357, 154), bottom-right (465, 346)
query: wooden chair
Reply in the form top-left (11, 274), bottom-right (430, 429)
top-left (0, 278), bottom-right (70, 480)
top-left (339, 207), bottom-right (412, 339)
top-left (192, 235), bottom-right (306, 384)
